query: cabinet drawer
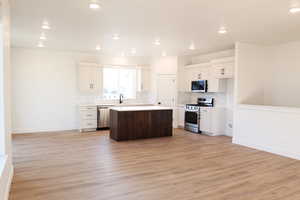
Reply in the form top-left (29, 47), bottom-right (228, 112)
top-left (80, 110), bottom-right (97, 120)
top-left (81, 119), bottom-right (97, 129)
top-left (79, 106), bottom-right (97, 112)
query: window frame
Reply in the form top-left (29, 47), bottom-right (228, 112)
top-left (102, 65), bottom-right (140, 100)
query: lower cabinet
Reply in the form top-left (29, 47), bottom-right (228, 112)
top-left (177, 106), bottom-right (185, 128)
top-left (79, 105), bottom-right (97, 132)
top-left (200, 107), bottom-right (226, 136)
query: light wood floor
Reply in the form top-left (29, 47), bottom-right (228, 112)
top-left (9, 129), bottom-right (300, 200)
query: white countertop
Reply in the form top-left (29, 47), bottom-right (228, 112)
top-left (79, 103), bottom-right (154, 107)
top-left (111, 106), bottom-right (173, 112)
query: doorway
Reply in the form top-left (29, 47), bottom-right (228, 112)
top-left (156, 75), bottom-right (177, 127)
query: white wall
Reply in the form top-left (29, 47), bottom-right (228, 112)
top-left (264, 41), bottom-right (300, 107)
top-left (235, 42), bottom-right (269, 105)
top-left (11, 47), bottom-right (151, 133)
top-left (233, 41), bottom-right (300, 160)
top-left (0, 0), bottom-right (13, 199)
top-left (233, 105), bottom-right (300, 160)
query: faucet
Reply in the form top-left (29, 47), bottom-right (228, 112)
top-left (119, 94), bottom-right (124, 104)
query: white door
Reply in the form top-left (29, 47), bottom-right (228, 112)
top-left (157, 75), bottom-right (176, 107)
top-left (157, 75), bottom-right (177, 127)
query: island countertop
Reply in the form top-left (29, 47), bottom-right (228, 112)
top-left (110, 106), bottom-right (173, 112)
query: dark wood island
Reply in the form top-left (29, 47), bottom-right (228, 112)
top-left (110, 106), bottom-right (173, 141)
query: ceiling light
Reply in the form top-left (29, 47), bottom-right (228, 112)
top-left (89, 0), bottom-right (101, 10)
top-left (131, 48), bottom-right (136, 55)
top-left (96, 45), bottom-right (101, 51)
top-left (37, 41), bottom-right (44, 48)
top-left (41, 21), bottom-right (51, 30)
top-left (162, 51), bottom-right (167, 57)
top-left (290, 7), bottom-right (300, 13)
top-left (112, 34), bottom-right (120, 40)
top-left (154, 39), bottom-right (161, 46)
top-left (218, 26), bottom-right (227, 34)
top-left (189, 42), bottom-right (195, 50)
top-left (40, 33), bottom-right (47, 40)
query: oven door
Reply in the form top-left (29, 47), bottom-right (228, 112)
top-left (185, 110), bottom-right (199, 125)
top-left (191, 80), bottom-right (207, 93)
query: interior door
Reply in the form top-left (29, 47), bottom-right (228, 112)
top-left (157, 75), bottom-right (177, 127)
top-left (157, 75), bottom-right (176, 107)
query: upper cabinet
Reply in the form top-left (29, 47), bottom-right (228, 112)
top-left (211, 57), bottom-right (235, 79)
top-left (137, 67), bottom-right (151, 92)
top-left (78, 63), bottom-right (102, 94)
top-left (181, 57), bottom-right (234, 93)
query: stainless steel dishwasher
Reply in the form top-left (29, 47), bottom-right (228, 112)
top-left (97, 106), bottom-right (112, 129)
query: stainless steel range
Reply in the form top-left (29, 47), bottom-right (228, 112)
top-left (184, 98), bottom-right (214, 133)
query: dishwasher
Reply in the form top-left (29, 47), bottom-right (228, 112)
top-left (97, 106), bottom-right (111, 129)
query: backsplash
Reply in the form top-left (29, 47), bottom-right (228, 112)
top-left (78, 91), bottom-right (152, 105)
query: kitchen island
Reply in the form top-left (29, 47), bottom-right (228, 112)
top-left (110, 106), bottom-right (173, 141)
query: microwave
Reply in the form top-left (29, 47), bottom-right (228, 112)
top-left (191, 80), bottom-right (207, 93)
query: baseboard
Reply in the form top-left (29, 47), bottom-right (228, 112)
top-left (12, 129), bottom-right (79, 134)
top-left (4, 164), bottom-right (13, 200)
top-left (233, 139), bottom-right (300, 160)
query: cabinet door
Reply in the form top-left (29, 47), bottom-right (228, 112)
top-left (142, 68), bottom-right (150, 91)
top-left (213, 63), bottom-right (234, 79)
top-left (200, 108), bottom-right (212, 132)
top-left (137, 68), bottom-right (151, 92)
top-left (89, 67), bottom-right (102, 93)
top-left (184, 69), bottom-right (193, 92)
top-left (78, 63), bottom-right (101, 93)
top-left (178, 107), bottom-right (185, 127)
top-left (78, 66), bottom-right (93, 92)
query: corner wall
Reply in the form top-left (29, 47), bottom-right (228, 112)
top-left (233, 41), bottom-right (300, 160)
top-left (0, 0), bottom-right (13, 199)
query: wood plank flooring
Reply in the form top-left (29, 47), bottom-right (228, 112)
top-left (9, 129), bottom-right (300, 200)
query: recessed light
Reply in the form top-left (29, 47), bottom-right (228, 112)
top-left (218, 26), bottom-right (227, 34)
top-left (40, 33), bottom-right (47, 40)
top-left (37, 41), bottom-right (44, 48)
top-left (154, 39), bottom-right (161, 46)
top-left (131, 48), bottom-right (136, 55)
top-left (96, 45), bottom-right (101, 51)
top-left (290, 7), bottom-right (300, 13)
top-left (89, 0), bottom-right (101, 10)
top-left (41, 21), bottom-right (51, 30)
top-left (189, 42), bottom-right (195, 50)
top-left (112, 34), bottom-right (120, 40)
top-left (162, 51), bottom-right (167, 57)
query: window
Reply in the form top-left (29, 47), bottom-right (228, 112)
top-left (103, 67), bottom-right (138, 99)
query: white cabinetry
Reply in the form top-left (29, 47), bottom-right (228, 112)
top-left (200, 107), bottom-right (226, 136)
top-left (79, 105), bottom-right (97, 132)
top-left (182, 57), bottom-right (234, 93)
top-left (211, 57), bottom-right (234, 79)
top-left (78, 63), bottom-right (102, 93)
top-left (138, 68), bottom-right (151, 92)
top-left (207, 68), bottom-right (226, 93)
top-left (177, 106), bottom-right (185, 128)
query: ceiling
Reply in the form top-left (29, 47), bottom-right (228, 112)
top-left (10, 0), bottom-right (300, 56)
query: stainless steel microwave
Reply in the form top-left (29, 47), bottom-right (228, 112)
top-left (191, 80), bottom-right (207, 93)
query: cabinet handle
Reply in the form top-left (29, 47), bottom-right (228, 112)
top-left (221, 68), bottom-right (225, 75)
top-left (86, 114), bottom-right (92, 117)
top-left (87, 123), bottom-right (93, 126)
